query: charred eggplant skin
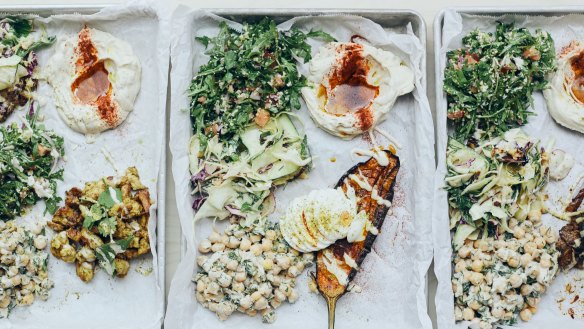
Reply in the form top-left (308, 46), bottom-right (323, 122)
top-left (316, 150), bottom-right (400, 299)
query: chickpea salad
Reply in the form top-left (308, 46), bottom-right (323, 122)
top-left (0, 220), bottom-right (52, 318)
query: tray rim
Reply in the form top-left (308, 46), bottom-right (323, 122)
top-left (173, 8), bottom-right (432, 326)
top-left (0, 3), bottom-right (167, 325)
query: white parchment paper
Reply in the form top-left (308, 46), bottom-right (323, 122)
top-left (166, 7), bottom-right (434, 329)
top-left (2, 1), bottom-right (169, 328)
top-left (434, 10), bottom-right (584, 329)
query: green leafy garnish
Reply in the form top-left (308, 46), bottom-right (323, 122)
top-left (95, 235), bottom-right (133, 277)
top-left (97, 186), bottom-right (122, 208)
top-left (443, 22), bottom-right (555, 141)
top-left (97, 217), bottom-right (117, 237)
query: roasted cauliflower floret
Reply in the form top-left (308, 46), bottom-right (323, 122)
top-left (76, 262), bottom-right (95, 282)
top-left (114, 259), bottom-right (130, 278)
top-left (80, 228), bottom-right (103, 250)
top-left (119, 167), bottom-right (146, 190)
top-left (76, 246), bottom-right (96, 263)
top-left (48, 206), bottom-right (82, 231)
top-left (82, 179), bottom-right (107, 200)
top-left (50, 231), bottom-right (76, 263)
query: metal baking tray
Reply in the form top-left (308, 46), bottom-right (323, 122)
top-left (0, 3), bottom-right (166, 323)
top-left (433, 6), bottom-right (584, 329)
top-left (177, 7), bottom-right (430, 318)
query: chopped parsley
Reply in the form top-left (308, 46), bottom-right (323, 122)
top-left (443, 22), bottom-right (555, 141)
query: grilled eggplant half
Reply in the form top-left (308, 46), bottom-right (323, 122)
top-left (314, 150), bottom-right (399, 327)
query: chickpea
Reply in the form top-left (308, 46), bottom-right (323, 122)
top-left (208, 231), bottom-right (221, 244)
top-left (469, 300), bottom-right (481, 311)
top-left (196, 282), bottom-right (206, 292)
top-left (232, 282), bottom-right (245, 293)
top-left (491, 307), bottom-right (504, 319)
top-left (251, 291), bottom-right (262, 301)
top-left (528, 207), bottom-right (541, 221)
top-left (288, 266), bottom-right (300, 278)
top-left (470, 272), bottom-right (484, 286)
top-left (261, 239), bottom-right (273, 252)
top-left (266, 230), bottom-right (277, 240)
top-left (513, 227), bottom-right (525, 239)
top-left (250, 234), bottom-right (261, 243)
top-left (218, 273), bottom-right (232, 288)
top-left (250, 244), bottom-right (262, 256)
top-left (458, 246), bottom-right (471, 259)
top-left (262, 258), bottom-right (273, 271)
top-left (519, 308), bottom-right (532, 322)
top-left (520, 284), bottom-right (532, 296)
top-left (227, 236), bottom-right (240, 249)
top-left (454, 306), bottom-right (463, 321)
top-left (274, 289), bottom-right (286, 303)
top-left (226, 259), bottom-right (238, 271)
top-left (258, 283), bottom-right (271, 297)
top-left (239, 296), bottom-right (252, 310)
top-left (509, 274), bottom-right (523, 288)
top-left (19, 294), bottom-right (34, 306)
top-left (540, 254), bottom-right (552, 268)
top-left (507, 256), bottom-right (519, 268)
top-left (462, 308), bottom-right (475, 321)
top-left (526, 297), bottom-right (539, 308)
top-left (234, 271), bottom-right (246, 282)
top-left (198, 239), bottom-right (212, 253)
top-left (520, 253), bottom-right (532, 268)
top-left (0, 296), bottom-right (10, 308)
top-left (471, 260), bottom-right (483, 272)
top-left (532, 283), bottom-right (545, 294)
top-left (196, 256), bottom-right (208, 267)
top-left (33, 236), bottom-right (47, 250)
top-left (528, 306), bottom-right (538, 315)
top-left (220, 234), bottom-right (229, 245)
top-left (288, 289), bottom-right (298, 303)
top-left (454, 260), bottom-right (466, 273)
top-left (211, 243), bottom-right (225, 253)
top-left (254, 297), bottom-right (268, 310)
top-left (297, 261), bottom-right (306, 272)
top-left (240, 238), bottom-right (251, 251)
top-left (207, 282), bottom-right (220, 295)
top-left (270, 298), bottom-right (281, 309)
top-left (276, 256), bottom-right (291, 270)
top-left (524, 242), bottom-right (537, 256)
top-left (477, 240), bottom-right (489, 252)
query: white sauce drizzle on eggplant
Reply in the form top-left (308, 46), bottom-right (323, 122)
top-left (322, 249), bottom-right (349, 286)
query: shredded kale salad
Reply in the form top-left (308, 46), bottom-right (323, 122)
top-left (188, 18), bottom-right (333, 229)
top-left (0, 17), bottom-right (55, 122)
top-left (0, 109), bottom-right (64, 221)
top-left (443, 22), bottom-right (555, 141)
